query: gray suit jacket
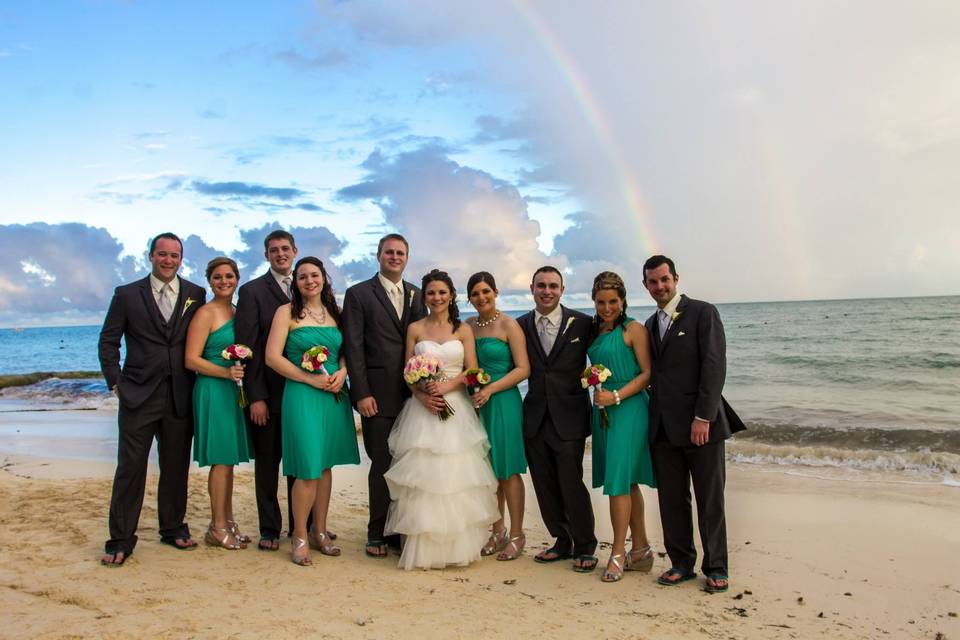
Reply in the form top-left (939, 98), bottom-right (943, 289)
top-left (341, 275), bottom-right (426, 418)
top-left (645, 294), bottom-right (745, 448)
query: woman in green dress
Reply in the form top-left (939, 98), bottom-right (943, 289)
top-left (185, 257), bottom-right (253, 550)
top-left (265, 256), bottom-right (360, 566)
top-left (587, 271), bottom-right (657, 583)
top-left (466, 272), bottom-right (531, 561)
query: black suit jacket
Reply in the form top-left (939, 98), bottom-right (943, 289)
top-left (98, 276), bottom-right (206, 417)
top-left (519, 305), bottom-right (593, 440)
top-left (645, 294), bottom-right (745, 448)
top-left (341, 275), bottom-right (426, 419)
top-left (234, 271), bottom-right (289, 414)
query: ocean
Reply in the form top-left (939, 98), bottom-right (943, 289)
top-left (1, 295), bottom-right (958, 481)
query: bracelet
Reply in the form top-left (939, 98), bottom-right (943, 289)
top-left (613, 389), bottom-right (621, 406)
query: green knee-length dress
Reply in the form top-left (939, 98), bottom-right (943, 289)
top-left (192, 319), bottom-right (253, 467)
top-left (475, 337), bottom-right (527, 479)
top-left (281, 326), bottom-right (360, 480)
top-left (587, 318), bottom-right (656, 496)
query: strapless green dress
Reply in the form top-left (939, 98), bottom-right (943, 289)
top-left (475, 337), bottom-right (527, 479)
top-left (281, 326), bottom-right (360, 480)
top-left (587, 319), bottom-right (656, 495)
top-left (192, 319), bottom-right (253, 467)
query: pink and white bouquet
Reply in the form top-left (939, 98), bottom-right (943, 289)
top-left (581, 364), bottom-right (613, 428)
top-left (221, 343), bottom-right (253, 407)
top-left (403, 353), bottom-right (454, 421)
top-left (301, 345), bottom-right (342, 402)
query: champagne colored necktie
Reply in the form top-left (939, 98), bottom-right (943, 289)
top-left (538, 316), bottom-right (552, 354)
top-left (659, 310), bottom-right (670, 339)
top-left (158, 283), bottom-right (174, 322)
top-left (281, 276), bottom-right (292, 300)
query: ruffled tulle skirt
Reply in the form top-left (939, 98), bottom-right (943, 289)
top-left (385, 388), bottom-right (498, 570)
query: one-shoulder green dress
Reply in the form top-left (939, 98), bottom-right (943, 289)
top-left (475, 337), bottom-right (527, 479)
top-left (587, 319), bottom-right (656, 496)
top-left (192, 319), bottom-right (253, 467)
top-left (281, 326), bottom-right (360, 480)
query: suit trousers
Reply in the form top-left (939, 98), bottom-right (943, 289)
top-left (524, 413), bottom-right (597, 556)
top-left (651, 429), bottom-right (728, 575)
top-left (105, 379), bottom-right (192, 554)
top-left (361, 414), bottom-right (400, 547)
top-left (247, 411), bottom-right (302, 539)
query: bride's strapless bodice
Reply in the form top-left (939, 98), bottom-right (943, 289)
top-left (414, 340), bottom-right (464, 379)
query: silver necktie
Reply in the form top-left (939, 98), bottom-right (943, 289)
top-left (659, 310), bottom-right (670, 339)
top-left (281, 276), bottom-right (292, 300)
top-left (158, 283), bottom-right (174, 322)
top-left (538, 316), bottom-right (552, 354)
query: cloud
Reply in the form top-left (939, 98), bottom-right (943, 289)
top-left (337, 144), bottom-right (554, 292)
top-left (472, 114), bottom-right (529, 143)
top-left (234, 223), bottom-right (349, 290)
top-left (550, 211), bottom-right (647, 293)
top-left (180, 234), bottom-right (225, 280)
top-left (199, 108), bottom-right (225, 119)
top-left (272, 48), bottom-right (350, 71)
top-left (190, 180), bottom-right (307, 201)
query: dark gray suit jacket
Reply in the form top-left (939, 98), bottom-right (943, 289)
top-left (98, 276), bottom-right (206, 417)
top-left (519, 306), bottom-right (593, 440)
top-left (234, 271), bottom-right (289, 414)
top-left (645, 294), bottom-right (745, 448)
top-left (341, 275), bottom-right (426, 419)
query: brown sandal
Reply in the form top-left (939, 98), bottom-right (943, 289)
top-left (204, 524), bottom-right (242, 550)
top-left (626, 545), bottom-right (654, 572)
top-left (481, 528), bottom-right (508, 556)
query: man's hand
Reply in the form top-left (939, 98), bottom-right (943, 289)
top-left (357, 396), bottom-right (378, 418)
top-left (690, 418), bottom-right (710, 446)
top-left (249, 400), bottom-right (269, 427)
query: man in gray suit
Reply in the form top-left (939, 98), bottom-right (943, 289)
top-left (643, 255), bottom-right (744, 593)
top-left (341, 234), bottom-right (426, 557)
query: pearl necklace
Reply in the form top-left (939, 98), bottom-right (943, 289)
top-left (304, 304), bottom-right (327, 325)
top-left (475, 310), bottom-right (501, 328)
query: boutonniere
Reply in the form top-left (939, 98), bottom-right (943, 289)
top-left (408, 288), bottom-right (415, 308)
top-left (182, 297), bottom-right (196, 316)
top-left (671, 311), bottom-right (682, 322)
top-left (564, 316), bottom-right (575, 332)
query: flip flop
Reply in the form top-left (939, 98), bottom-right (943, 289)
top-left (365, 539), bottom-right (389, 558)
top-left (657, 567), bottom-right (697, 586)
top-left (160, 536), bottom-right (198, 551)
top-left (100, 551), bottom-right (131, 567)
top-left (534, 542), bottom-right (573, 563)
top-left (257, 537), bottom-right (280, 551)
top-left (704, 572), bottom-right (729, 593)
top-left (572, 554), bottom-right (598, 573)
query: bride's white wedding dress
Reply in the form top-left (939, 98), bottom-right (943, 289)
top-left (384, 339), bottom-right (499, 570)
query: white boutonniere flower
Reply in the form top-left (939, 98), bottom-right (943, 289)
top-left (671, 311), bottom-right (682, 322)
top-left (564, 316), bottom-right (575, 332)
top-left (182, 297), bottom-right (196, 316)
top-left (408, 288), bottom-right (415, 308)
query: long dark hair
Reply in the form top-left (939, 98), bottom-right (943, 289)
top-left (290, 256), bottom-right (341, 327)
top-left (421, 269), bottom-right (460, 331)
top-left (589, 270), bottom-right (628, 341)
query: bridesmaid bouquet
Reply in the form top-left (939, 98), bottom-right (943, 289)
top-left (464, 367), bottom-right (491, 415)
top-left (403, 354), bottom-right (454, 421)
top-left (221, 343), bottom-right (253, 408)
top-left (581, 364), bottom-right (613, 428)
top-left (301, 345), bottom-right (342, 402)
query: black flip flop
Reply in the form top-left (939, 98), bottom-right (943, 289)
top-left (160, 537), bottom-right (198, 551)
top-left (257, 537), bottom-right (280, 551)
top-left (572, 554), bottom-right (598, 573)
top-left (534, 543), bottom-right (574, 563)
top-left (657, 567), bottom-right (697, 586)
top-left (365, 540), bottom-right (389, 558)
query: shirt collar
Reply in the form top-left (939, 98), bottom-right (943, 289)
top-left (535, 304), bottom-right (563, 327)
top-left (149, 274), bottom-right (179, 296)
top-left (660, 293), bottom-right (681, 318)
top-left (270, 268), bottom-right (292, 288)
top-left (377, 272), bottom-right (403, 293)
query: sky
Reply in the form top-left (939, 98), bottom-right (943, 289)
top-left (1, 1), bottom-right (959, 327)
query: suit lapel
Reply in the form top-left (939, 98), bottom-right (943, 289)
top-left (400, 281), bottom-right (414, 327)
top-left (659, 295), bottom-right (688, 353)
top-left (263, 272), bottom-right (288, 305)
top-left (370, 275), bottom-right (403, 333)
top-left (166, 278), bottom-right (187, 337)
top-left (138, 278), bottom-right (167, 337)
top-left (546, 306), bottom-right (572, 363)
top-left (522, 312), bottom-right (548, 363)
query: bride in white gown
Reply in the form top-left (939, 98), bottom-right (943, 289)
top-left (384, 269), bottom-right (498, 570)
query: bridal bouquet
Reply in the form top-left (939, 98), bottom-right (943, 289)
top-left (221, 343), bottom-right (253, 407)
top-left (404, 354), bottom-right (454, 421)
top-left (301, 345), bottom-right (342, 402)
top-left (581, 364), bottom-right (613, 428)
top-left (464, 367), bottom-right (491, 414)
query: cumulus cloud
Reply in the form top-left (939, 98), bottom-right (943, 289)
top-left (551, 212), bottom-right (648, 294)
top-left (337, 144), bottom-right (555, 292)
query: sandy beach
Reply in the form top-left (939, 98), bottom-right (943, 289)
top-left (1, 413), bottom-right (959, 640)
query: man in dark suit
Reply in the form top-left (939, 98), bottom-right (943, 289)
top-left (643, 254), bottom-right (745, 593)
top-left (341, 233), bottom-right (426, 557)
top-left (518, 266), bottom-right (597, 572)
top-left (234, 229), bottom-right (300, 551)
top-left (98, 232), bottom-right (206, 566)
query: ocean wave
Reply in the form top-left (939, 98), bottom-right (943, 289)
top-left (728, 441), bottom-right (960, 477)
top-left (0, 377), bottom-right (116, 410)
top-left (737, 421), bottom-right (960, 453)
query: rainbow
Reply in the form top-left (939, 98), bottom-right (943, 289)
top-left (509, 0), bottom-right (660, 257)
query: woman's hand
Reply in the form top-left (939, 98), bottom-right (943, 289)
top-left (472, 386), bottom-right (492, 409)
top-left (593, 388), bottom-right (616, 408)
top-left (426, 379), bottom-right (458, 397)
top-left (324, 368), bottom-right (347, 394)
top-left (307, 372), bottom-right (330, 390)
top-left (228, 363), bottom-right (245, 382)
top-left (415, 389), bottom-right (446, 415)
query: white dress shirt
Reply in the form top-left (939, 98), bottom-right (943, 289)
top-left (535, 305), bottom-right (563, 353)
top-left (271, 268), bottom-right (293, 299)
top-left (149, 274), bottom-right (180, 316)
top-left (378, 272), bottom-right (404, 319)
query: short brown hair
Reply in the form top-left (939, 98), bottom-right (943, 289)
top-left (205, 256), bottom-right (240, 281)
top-left (377, 233), bottom-right (409, 256)
top-left (264, 229), bottom-right (296, 251)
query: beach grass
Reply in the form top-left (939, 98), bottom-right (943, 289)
top-left (0, 371), bottom-right (101, 390)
